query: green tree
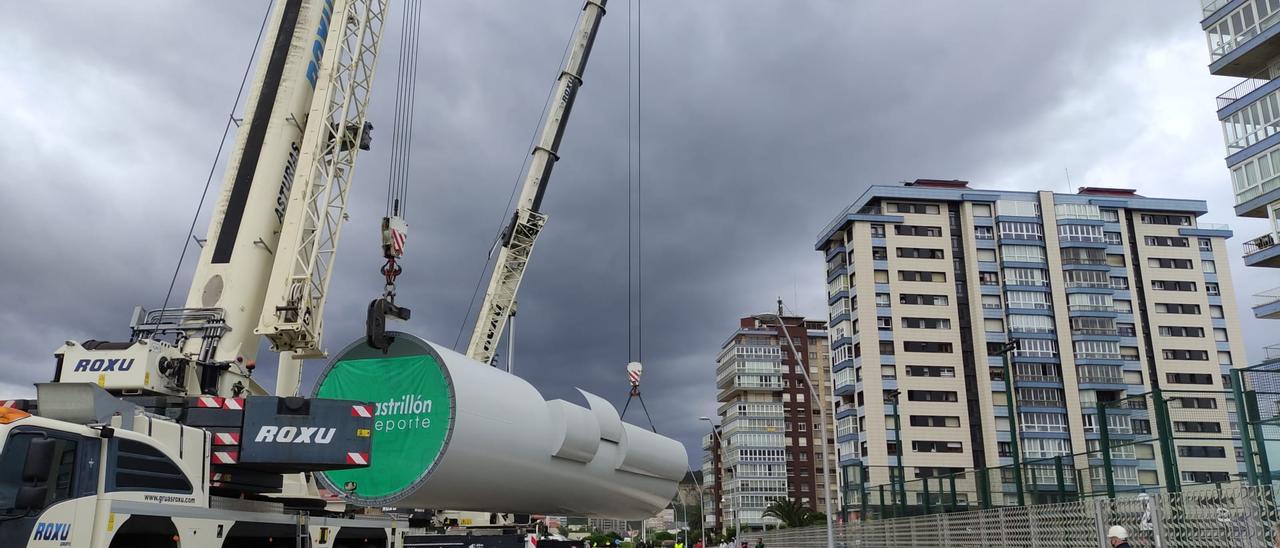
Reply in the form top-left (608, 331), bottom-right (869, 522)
top-left (762, 497), bottom-right (825, 528)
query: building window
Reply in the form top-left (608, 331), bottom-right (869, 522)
top-left (1006, 290), bottom-right (1051, 309)
top-left (875, 293), bottom-right (891, 307)
top-left (996, 200), bottom-right (1040, 217)
top-left (1101, 209), bottom-right (1120, 222)
top-left (870, 224), bottom-right (886, 238)
top-left (899, 270), bottom-right (946, 282)
top-left (972, 204), bottom-right (993, 217)
top-left (1001, 244), bottom-right (1047, 263)
top-left (1151, 280), bottom-right (1197, 292)
top-left (1109, 276), bottom-right (1129, 290)
top-left (905, 365), bottom-right (955, 378)
top-left (1104, 231), bottom-right (1123, 245)
top-left (1003, 267), bottom-right (1049, 286)
top-left (874, 270), bottom-right (889, 283)
top-left (1159, 326), bottom-right (1205, 337)
top-left (979, 271), bottom-right (1000, 285)
top-left (998, 221), bottom-right (1045, 241)
top-left (1148, 258), bottom-right (1194, 269)
top-left (1055, 203), bottom-right (1103, 220)
top-left (1106, 254), bottom-right (1127, 267)
top-left (1210, 305), bottom-right (1225, 318)
top-left (911, 440), bottom-right (964, 453)
top-left (1203, 260), bottom-right (1217, 273)
top-left (1163, 349), bottom-right (1210, 361)
top-left (907, 390), bottom-right (958, 402)
top-left (1058, 224), bottom-right (1105, 242)
top-left (901, 317), bottom-right (951, 329)
top-left (1206, 282), bottom-right (1221, 296)
top-left (1140, 214), bottom-right (1192, 226)
top-left (896, 247), bottom-right (945, 259)
top-left (974, 226), bottom-right (994, 240)
top-left (872, 247), bottom-right (888, 260)
top-left (895, 225), bottom-right (943, 237)
top-left (1064, 269), bottom-right (1108, 288)
top-left (891, 202), bottom-right (941, 215)
top-left (984, 318), bottom-right (1005, 332)
top-left (899, 293), bottom-right (947, 306)
top-left (1167, 373), bottom-right (1214, 385)
top-left (902, 341), bottom-right (953, 353)
top-left (977, 249), bottom-right (997, 262)
top-left (1156, 303), bottom-right (1201, 315)
top-left (877, 317), bottom-right (892, 330)
top-left (1144, 236), bottom-right (1190, 247)
top-left (1008, 314), bottom-right (1054, 333)
top-left (1198, 238), bottom-right (1213, 251)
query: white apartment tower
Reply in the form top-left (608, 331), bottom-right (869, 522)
top-left (815, 180), bottom-right (1248, 518)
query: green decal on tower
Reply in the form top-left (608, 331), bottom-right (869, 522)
top-left (316, 353), bottom-right (454, 501)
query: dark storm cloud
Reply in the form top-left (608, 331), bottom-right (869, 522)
top-left (1, 1), bottom-right (1261, 466)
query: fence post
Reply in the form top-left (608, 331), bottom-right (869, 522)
top-left (1150, 492), bottom-right (1166, 548)
top-left (1152, 388), bottom-right (1181, 493)
top-left (923, 476), bottom-right (931, 514)
top-left (859, 464), bottom-right (868, 523)
top-left (878, 484), bottom-right (886, 519)
top-left (1092, 497), bottom-right (1108, 548)
top-left (1232, 369), bottom-right (1259, 486)
top-left (977, 467), bottom-right (991, 509)
top-left (948, 474), bottom-right (958, 512)
top-left (1098, 403), bottom-right (1116, 498)
top-left (1246, 389), bottom-right (1274, 487)
top-left (1054, 456), bottom-right (1065, 502)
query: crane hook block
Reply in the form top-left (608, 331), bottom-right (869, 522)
top-left (366, 297), bottom-right (411, 353)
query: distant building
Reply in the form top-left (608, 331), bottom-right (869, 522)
top-left (703, 313), bottom-right (836, 532)
top-left (816, 180), bottom-right (1247, 517)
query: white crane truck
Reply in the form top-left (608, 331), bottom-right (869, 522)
top-left (2, 0), bottom-right (403, 545)
top-left (4, 1), bottom-right (674, 547)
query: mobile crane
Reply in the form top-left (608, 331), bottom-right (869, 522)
top-left (3, 1), bottom-right (682, 546)
top-left (3, 0), bottom-right (398, 545)
top-left (464, 1), bottom-right (606, 368)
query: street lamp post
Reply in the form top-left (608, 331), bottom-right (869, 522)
top-left (753, 311), bottom-right (836, 548)
top-left (693, 476), bottom-right (707, 548)
top-left (701, 417), bottom-right (739, 547)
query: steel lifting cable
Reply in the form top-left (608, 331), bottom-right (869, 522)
top-left (619, 0), bottom-right (656, 434)
top-left (159, 4), bottom-right (273, 314)
top-left (382, 0), bottom-right (423, 296)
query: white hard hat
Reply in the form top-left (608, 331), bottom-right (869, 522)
top-left (1108, 525), bottom-right (1128, 540)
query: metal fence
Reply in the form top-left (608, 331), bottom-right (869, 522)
top-left (758, 483), bottom-right (1279, 547)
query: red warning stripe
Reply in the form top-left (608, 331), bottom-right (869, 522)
top-left (211, 451), bottom-right (239, 465)
top-left (345, 452), bottom-right (369, 465)
top-left (221, 398), bottom-right (245, 410)
top-left (211, 432), bottom-right (241, 445)
top-left (351, 404), bottom-right (374, 418)
top-left (195, 396), bottom-right (223, 408)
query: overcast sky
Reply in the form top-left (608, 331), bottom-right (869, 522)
top-left (1, 1), bottom-right (1274, 467)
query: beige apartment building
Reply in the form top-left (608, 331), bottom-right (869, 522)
top-left (815, 180), bottom-right (1248, 518)
top-left (702, 314), bottom-right (836, 533)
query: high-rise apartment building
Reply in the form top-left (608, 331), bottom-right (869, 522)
top-left (815, 180), bottom-right (1247, 517)
top-left (702, 314), bottom-right (835, 533)
top-left (1200, 0), bottom-right (1280, 367)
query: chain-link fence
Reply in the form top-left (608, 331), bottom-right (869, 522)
top-left (758, 482), bottom-right (1280, 547)
top-left (841, 387), bottom-right (1258, 521)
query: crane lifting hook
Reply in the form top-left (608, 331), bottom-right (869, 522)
top-left (367, 216), bottom-right (411, 352)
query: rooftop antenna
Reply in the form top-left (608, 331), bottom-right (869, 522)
top-left (1064, 167), bottom-right (1072, 193)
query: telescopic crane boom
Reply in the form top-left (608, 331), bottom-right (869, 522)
top-left (466, 0), bottom-right (606, 366)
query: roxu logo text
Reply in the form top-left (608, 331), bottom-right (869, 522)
top-left (72, 358), bottom-right (134, 372)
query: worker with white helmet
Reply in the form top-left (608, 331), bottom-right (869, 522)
top-left (1107, 525), bottom-right (1131, 548)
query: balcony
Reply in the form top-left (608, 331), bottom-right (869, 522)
top-left (1203, 0), bottom-right (1232, 18)
top-left (1061, 257), bottom-right (1107, 266)
top-left (1071, 328), bottom-right (1118, 337)
top-left (1255, 287), bottom-right (1280, 319)
top-left (1244, 232), bottom-right (1280, 267)
top-left (1207, 3), bottom-right (1280, 77)
top-left (1078, 374), bottom-right (1125, 385)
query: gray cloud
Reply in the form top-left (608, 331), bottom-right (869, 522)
top-left (1, 1), bottom-right (1268, 466)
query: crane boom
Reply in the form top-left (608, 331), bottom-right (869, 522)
top-left (257, 0), bottom-right (389, 394)
top-left (466, 0), bottom-right (606, 365)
